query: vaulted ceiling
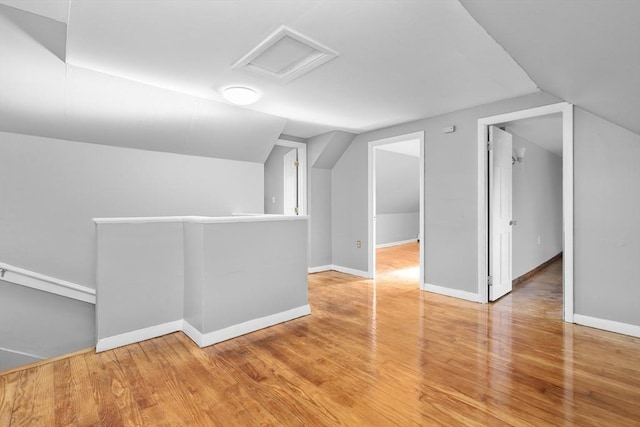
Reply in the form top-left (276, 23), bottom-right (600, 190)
top-left (460, 0), bottom-right (640, 136)
top-left (0, 0), bottom-right (637, 161)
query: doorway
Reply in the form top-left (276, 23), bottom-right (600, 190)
top-left (264, 139), bottom-right (307, 215)
top-left (368, 132), bottom-right (425, 286)
top-left (477, 102), bottom-right (574, 322)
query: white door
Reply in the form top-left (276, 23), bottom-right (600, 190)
top-left (489, 126), bottom-right (513, 301)
top-left (283, 148), bottom-right (298, 215)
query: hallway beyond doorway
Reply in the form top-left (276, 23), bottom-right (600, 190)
top-left (375, 242), bottom-right (419, 286)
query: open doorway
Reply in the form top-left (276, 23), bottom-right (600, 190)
top-left (264, 139), bottom-right (307, 215)
top-left (477, 102), bottom-right (574, 322)
top-left (368, 132), bottom-right (424, 287)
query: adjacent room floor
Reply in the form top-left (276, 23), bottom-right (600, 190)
top-left (1, 246), bottom-right (638, 425)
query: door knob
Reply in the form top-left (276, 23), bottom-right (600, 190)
top-left (509, 220), bottom-right (517, 226)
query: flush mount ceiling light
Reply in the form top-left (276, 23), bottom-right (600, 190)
top-left (232, 26), bottom-right (339, 84)
top-left (222, 86), bottom-right (260, 105)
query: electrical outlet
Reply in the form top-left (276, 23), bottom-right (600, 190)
top-left (356, 240), bottom-right (362, 248)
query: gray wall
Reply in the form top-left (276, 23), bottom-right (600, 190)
top-left (0, 280), bottom-right (95, 371)
top-left (201, 220), bottom-right (308, 332)
top-left (308, 168), bottom-right (332, 267)
top-left (95, 217), bottom-right (308, 347)
top-left (510, 131), bottom-right (563, 278)
top-left (375, 149), bottom-right (420, 245)
top-left (0, 131), bottom-right (264, 288)
top-left (306, 131), bottom-right (355, 269)
top-left (376, 212), bottom-right (420, 246)
top-left (96, 222), bottom-right (184, 340)
top-left (574, 108), bottom-right (639, 325)
top-left (264, 145), bottom-right (294, 214)
top-left (332, 91), bottom-right (561, 285)
top-left (331, 90), bottom-right (640, 326)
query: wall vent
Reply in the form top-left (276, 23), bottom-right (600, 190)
top-left (232, 26), bottom-right (339, 84)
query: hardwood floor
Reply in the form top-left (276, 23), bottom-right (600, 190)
top-left (1, 244), bottom-right (639, 426)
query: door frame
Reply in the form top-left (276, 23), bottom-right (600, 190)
top-left (368, 131), bottom-right (425, 285)
top-left (476, 102), bottom-right (574, 322)
top-left (275, 139), bottom-right (307, 215)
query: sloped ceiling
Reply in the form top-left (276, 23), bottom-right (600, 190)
top-left (60, 0), bottom-right (537, 139)
top-left (308, 131), bottom-right (356, 169)
top-left (0, 5), bottom-right (285, 163)
top-left (1, 1), bottom-right (637, 163)
top-left (460, 0), bottom-right (640, 135)
top-left (377, 139), bottom-right (420, 158)
top-left (505, 114), bottom-right (563, 157)
top-left (0, 0), bottom-right (68, 23)
top-left (376, 150), bottom-right (420, 215)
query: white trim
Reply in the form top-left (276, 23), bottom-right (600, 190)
top-left (275, 139), bottom-right (307, 216)
top-left (376, 238), bottom-right (418, 249)
top-left (308, 265), bottom-right (332, 274)
top-left (93, 215), bottom-right (308, 225)
top-left (181, 320), bottom-right (204, 347)
top-left (97, 306), bottom-right (311, 352)
top-left (0, 346), bottom-right (44, 361)
top-left (275, 139), bottom-right (306, 149)
top-left (477, 102), bottom-right (574, 323)
top-left (96, 320), bottom-right (183, 352)
top-left (562, 106), bottom-right (574, 322)
top-left (0, 262), bottom-right (96, 304)
top-left (307, 265), bottom-right (371, 277)
top-left (368, 132), bottom-right (425, 284)
top-left (423, 283), bottom-right (479, 302)
top-left (331, 265), bottom-right (370, 278)
top-left (419, 137), bottom-right (425, 291)
top-left (185, 305), bottom-right (311, 348)
top-left (573, 314), bottom-right (640, 338)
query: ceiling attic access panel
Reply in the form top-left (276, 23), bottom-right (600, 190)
top-left (232, 26), bottom-right (339, 84)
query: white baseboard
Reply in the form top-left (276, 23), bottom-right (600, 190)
top-left (308, 265), bottom-right (332, 274)
top-left (181, 320), bottom-right (203, 347)
top-left (96, 320), bottom-right (183, 352)
top-left (331, 265), bottom-right (370, 278)
top-left (307, 265), bottom-right (370, 278)
top-left (573, 314), bottom-right (640, 338)
top-left (422, 282), bottom-right (479, 302)
top-left (376, 239), bottom-right (418, 249)
top-left (0, 262), bottom-right (95, 304)
top-left (184, 305), bottom-right (311, 348)
top-left (98, 306), bottom-right (311, 352)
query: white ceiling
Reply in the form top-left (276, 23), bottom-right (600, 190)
top-left (0, 4), bottom-right (286, 163)
top-left (0, 0), bottom-right (637, 162)
top-left (460, 0), bottom-right (640, 135)
top-left (0, 0), bottom-right (68, 23)
top-left (9, 0), bottom-right (537, 140)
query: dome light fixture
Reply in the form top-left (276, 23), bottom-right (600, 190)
top-left (223, 86), bottom-right (260, 105)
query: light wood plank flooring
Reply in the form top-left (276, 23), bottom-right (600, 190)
top-left (1, 244), bottom-right (639, 426)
